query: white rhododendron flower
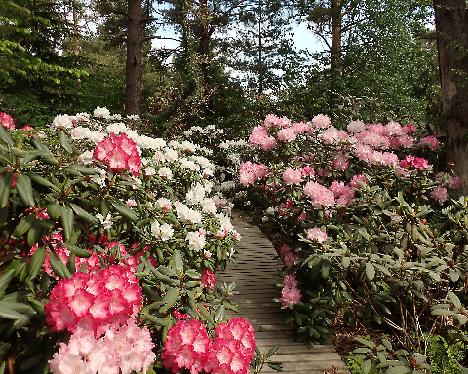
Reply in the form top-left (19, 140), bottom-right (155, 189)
top-left (174, 202), bottom-right (202, 224)
top-left (158, 167), bottom-right (173, 179)
top-left (144, 167), bottom-right (156, 176)
top-left (179, 158), bottom-right (199, 171)
top-left (93, 106), bottom-right (111, 119)
top-left (185, 231), bottom-right (206, 251)
top-left (96, 213), bottom-right (113, 230)
top-left (156, 198), bottom-right (172, 211)
top-left (106, 123), bottom-right (128, 134)
top-left (186, 183), bottom-right (206, 205)
top-left (52, 115), bottom-right (74, 130)
top-left (151, 222), bottom-right (174, 241)
top-left (164, 148), bottom-right (179, 162)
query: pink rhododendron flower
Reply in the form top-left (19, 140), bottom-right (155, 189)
top-left (331, 155), bottom-right (350, 170)
top-left (300, 166), bottom-right (315, 177)
top-left (347, 120), bottom-right (366, 133)
top-left (386, 121), bottom-right (404, 136)
top-left (0, 112), bottom-right (15, 130)
top-left (419, 135), bottom-right (439, 150)
top-left (306, 227), bottom-right (328, 243)
top-left (282, 168), bottom-right (302, 185)
top-left (430, 186), bottom-right (448, 204)
top-left (291, 121), bottom-right (311, 134)
top-left (350, 174), bottom-right (369, 189)
top-left (403, 124), bottom-right (416, 134)
top-left (49, 319), bottom-right (155, 374)
top-left (93, 132), bottom-right (141, 176)
top-left (399, 155), bottom-right (430, 170)
top-left (162, 319), bottom-right (212, 374)
top-left (248, 126), bottom-right (276, 150)
top-left (303, 181), bottom-right (335, 207)
top-left (277, 127), bottom-right (297, 142)
top-left (201, 269), bottom-right (216, 289)
top-left (263, 114), bottom-right (291, 129)
top-left (45, 265), bottom-right (142, 335)
top-left (330, 181), bottom-right (355, 206)
top-left (214, 317), bottom-right (256, 362)
top-left (239, 162), bottom-right (269, 186)
top-left (312, 114), bottom-right (331, 129)
top-left (20, 125), bottom-right (34, 131)
top-left (279, 244), bottom-right (298, 268)
top-left (321, 127), bottom-right (348, 144)
top-left (281, 275), bottom-right (301, 308)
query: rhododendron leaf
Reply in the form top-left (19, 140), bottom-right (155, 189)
top-left (13, 215), bottom-right (35, 237)
top-left (0, 173), bottom-right (12, 208)
top-left (447, 291), bottom-right (461, 309)
top-left (26, 221), bottom-right (45, 247)
top-left (58, 131), bottom-right (74, 154)
top-left (28, 246), bottom-right (46, 280)
top-left (358, 228), bottom-right (370, 241)
top-left (49, 250), bottom-right (71, 279)
top-left (365, 263), bottom-right (375, 281)
top-left (266, 345), bottom-right (280, 357)
top-left (16, 174), bottom-right (35, 207)
top-left (111, 201), bottom-right (138, 222)
top-left (159, 288), bottom-right (179, 314)
top-left (157, 266), bottom-right (178, 278)
top-left (196, 302), bottom-right (214, 323)
top-left (65, 244), bottom-right (92, 258)
top-left (0, 126), bottom-right (13, 146)
top-left (185, 269), bottom-right (201, 280)
top-left (172, 250), bottom-right (183, 273)
top-left (0, 269), bottom-right (15, 296)
top-left (59, 205), bottom-right (74, 242)
top-left (214, 305), bottom-right (225, 322)
top-left (70, 204), bottom-right (98, 225)
top-left (28, 173), bottom-right (60, 192)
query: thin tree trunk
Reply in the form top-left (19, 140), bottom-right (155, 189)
top-left (125, 0), bottom-right (142, 115)
top-left (257, 0), bottom-right (263, 94)
top-left (433, 0), bottom-right (468, 193)
top-left (330, 0), bottom-right (342, 108)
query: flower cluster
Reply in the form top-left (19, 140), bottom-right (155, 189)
top-left (93, 132), bottom-right (141, 176)
top-left (280, 275), bottom-right (301, 308)
top-left (163, 318), bottom-right (256, 374)
top-left (45, 265), bottom-right (142, 334)
top-left (239, 162), bottom-right (269, 186)
top-left (49, 320), bottom-right (155, 374)
top-left (0, 112), bottom-right (15, 130)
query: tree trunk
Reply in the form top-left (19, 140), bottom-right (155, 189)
top-left (125, 0), bottom-right (142, 115)
top-left (330, 0), bottom-right (342, 108)
top-left (433, 0), bottom-right (468, 193)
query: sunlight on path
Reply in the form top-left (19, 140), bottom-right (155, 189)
top-left (220, 211), bottom-right (348, 373)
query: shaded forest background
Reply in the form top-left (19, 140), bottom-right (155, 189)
top-left (0, 0), bottom-right (440, 134)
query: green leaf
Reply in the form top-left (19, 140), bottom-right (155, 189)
top-left (27, 220), bottom-right (45, 246)
top-left (0, 300), bottom-right (26, 319)
top-left (214, 305), bottom-right (225, 322)
top-left (70, 204), bottom-right (98, 225)
top-left (365, 262), bottom-right (375, 281)
top-left (0, 173), bottom-right (12, 208)
top-left (65, 244), bottom-right (92, 258)
top-left (447, 291), bottom-right (462, 309)
top-left (59, 205), bottom-right (74, 242)
top-left (49, 250), bottom-right (71, 279)
top-left (47, 203), bottom-right (61, 220)
top-left (159, 288), bottom-right (180, 314)
top-left (29, 246), bottom-right (46, 280)
top-left (58, 131), bottom-right (74, 153)
top-left (28, 173), bottom-right (60, 192)
top-left (172, 250), bottom-right (184, 273)
top-left (0, 126), bottom-right (14, 145)
top-left (16, 174), bottom-right (35, 206)
top-left (386, 366), bottom-right (411, 374)
top-left (13, 215), bottom-right (35, 237)
top-left (0, 269), bottom-right (16, 295)
top-left (111, 202), bottom-right (138, 222)
top-left (363, 359), bottom-right (372, 374)
top-left (358, 228), bottom-right (371, 241)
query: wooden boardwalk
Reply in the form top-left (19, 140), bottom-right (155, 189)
top-left (220, 211), bottom-right (347, 374)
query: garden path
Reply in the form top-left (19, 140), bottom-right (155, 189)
top-left (220, 211), bottom-right (347, 374)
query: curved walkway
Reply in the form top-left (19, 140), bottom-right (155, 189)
top-left (220, 211), bottom-right (347, 374)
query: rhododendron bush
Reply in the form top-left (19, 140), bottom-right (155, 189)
top-left (0, 110), bottom-right (261, 373)
top-left (239, 114), bottom-right (467, 369)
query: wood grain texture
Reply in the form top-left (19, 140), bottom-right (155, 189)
top-left (219, 211), bottom-right (348, 374)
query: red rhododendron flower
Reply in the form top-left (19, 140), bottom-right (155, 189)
top-left (45, 265), bottom-right (142, 335)
top-left (0, 112), bottom-right (15, 130)
top-left (201, 269), bottom-right (216, 289)
top-left (93, 132), bottom-right (141, 176)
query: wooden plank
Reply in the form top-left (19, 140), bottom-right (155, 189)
top-left (217, 212), bottom-right (347, 373)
